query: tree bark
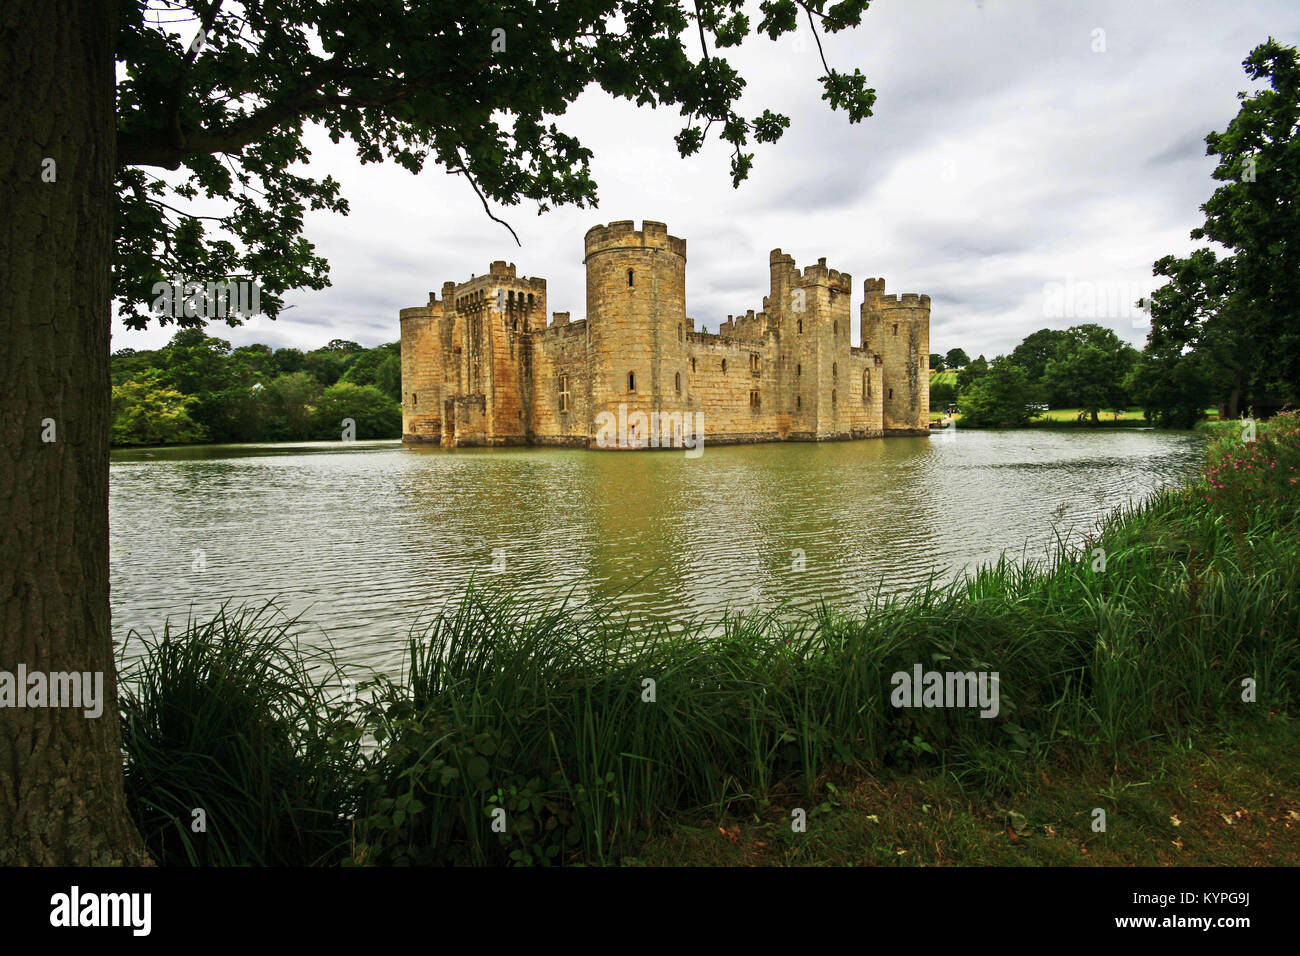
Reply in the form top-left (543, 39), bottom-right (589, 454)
top-left (0, 0), bottom-right (147, 864)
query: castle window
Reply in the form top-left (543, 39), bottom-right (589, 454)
top-left (750, 390), bottom-right (760, 409)
top-left (527, 294), bottom-right (534, 308)
top-left (797, 395), bottom-right (802, 410)
top-left (833, 362), bottom-right (838, 378)
top-left (628, 371), bottom-right (636, 392)
top-left (797, 319), bottom-right (803, 334)
top-left (749, 353), bottom-right (760, 372)
top-left (834, 320), bottom-right (839, 336)
top-left (721, 359), bottom-right (727, 373)
top-left (628, 269), bottom-right (635, 287)
top-left (691, 357), bottom-right (696, 373)
top-left (512, 317), bottom-right (518, 330)
top-left (412, 393), bottom-right (418, 407)
top-left (889, 387), bottom-right (894, 399)
top-left (675, 372), bottom-right (681, 394)
top-left (559, 374), bottom-right (569, 412)
top-left (832, 389), bottom-right (837, 405)
top-left (797, 363), bottom-right (802, 376)
top-left (893, 323), bottom-right (898, 336)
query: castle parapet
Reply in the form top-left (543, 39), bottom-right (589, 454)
top-left (584, 219), bottom-right (687, 260)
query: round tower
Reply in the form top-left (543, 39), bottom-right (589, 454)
top-left (583, 220), bottom-right (688, 445)
top-left (399, 289), bottom-right (448, 442)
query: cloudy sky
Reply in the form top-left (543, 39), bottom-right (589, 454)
top-left (112, 0), bottom-right (1300, 361)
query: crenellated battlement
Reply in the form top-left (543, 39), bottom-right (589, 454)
top-left (584, 219), bottom-right (687, 260)
top-left (863, 278), bottom-right (930, 310)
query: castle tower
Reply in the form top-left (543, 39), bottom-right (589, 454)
top-left (861, 278), bottom-right (930, 435)
top-left (399, 287), bottom-right (449, 442)
top-left (763, 251), bottom-right (853, 438)
top-left (447, 261), bottom-right (546, 445)
top-left (583, 220), bottom-right (688, 444)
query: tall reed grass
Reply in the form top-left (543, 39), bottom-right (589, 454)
top-left (119, 413), bottom-right (1300, 865)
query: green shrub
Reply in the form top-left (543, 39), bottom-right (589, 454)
top-left (119, 603), bottom-right (365, 865)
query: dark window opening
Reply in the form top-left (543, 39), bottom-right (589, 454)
top-left (628, 371), bottom-right (636, 392)
top-left (628, 269), bottom-right (635, 287)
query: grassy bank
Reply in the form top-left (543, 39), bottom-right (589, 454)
top-left (118, 412), bottom-right (1300, 866)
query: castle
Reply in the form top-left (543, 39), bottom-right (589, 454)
top-left (399, 220), bottom-right (930, 448)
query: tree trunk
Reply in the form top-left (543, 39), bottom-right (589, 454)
top-left (1227, 369), bottom-right (1242, 421)
top-left (0, 0), bottom-right (147, 864)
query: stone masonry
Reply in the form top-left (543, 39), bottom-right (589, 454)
top-left (400, 220), bottom-right (931, 448)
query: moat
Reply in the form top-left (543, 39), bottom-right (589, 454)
top-left (110, 428), bottom-right (1204, 677)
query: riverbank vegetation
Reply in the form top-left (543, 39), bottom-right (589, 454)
top-left (110, 330), bottom-right (401, 445)
top-left (117, 412), bottom-right (1300, 865)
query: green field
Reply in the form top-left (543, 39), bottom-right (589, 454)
top-left (929, 369), bottom-right (957, 386)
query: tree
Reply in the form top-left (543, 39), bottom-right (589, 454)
top-left (1042, 324), bottom-right (1138, 424)
top-left (1, 0), bottom-right (148, 864)
top-left (341, 346), bottom-right (401, 402)
top-left (314, 383), bottom-right (401, 439)
top-left (266, 371), bottom-right (322, 441)
top-left (930, 381), bottom-right (957, 409)
top-left (929, 353), bottom-right (946, 372)
top-left (945, 348), bottom-right (970, 369)
top-left (5, 1), bottom-right (880, 862)
top-left (956, 354), bottom-right (988, 394)
top-left (1007, 329), bottom-right (1069, 388)
top-left (959, 360), bottom-right (1035, 427)
top-left (110, 376), bottom-right (207, 446)
top-left (1144, 39), bottom-right (1300, 418)
top-left (1124, 347), bottom-right (1215, 429)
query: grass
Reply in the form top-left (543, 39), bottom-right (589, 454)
top-left (119, 603), bottom-right (365, 866)
top-left (628, 717), bottom-right (1300, 865)
top-left (117, 412), bottom-right (1300, 866)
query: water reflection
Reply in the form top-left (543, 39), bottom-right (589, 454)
top-left (110, 430), bottom-right (1204, 676)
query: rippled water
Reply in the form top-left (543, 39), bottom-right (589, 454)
top-left (110, 428), bottom-right (1204, 676)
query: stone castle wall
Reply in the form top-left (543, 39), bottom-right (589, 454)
top-left (401, 220), bottom-right (928, 447)
top-left (861, 278), bottom-right (931, 436)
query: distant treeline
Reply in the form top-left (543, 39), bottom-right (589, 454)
top-left (111, 329), bottom-right (400, 446)
top-left (928, 326), bottom-right (1142, 427)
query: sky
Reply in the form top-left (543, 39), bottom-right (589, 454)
top-left (111, 0), bottom-right (1300, 361)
